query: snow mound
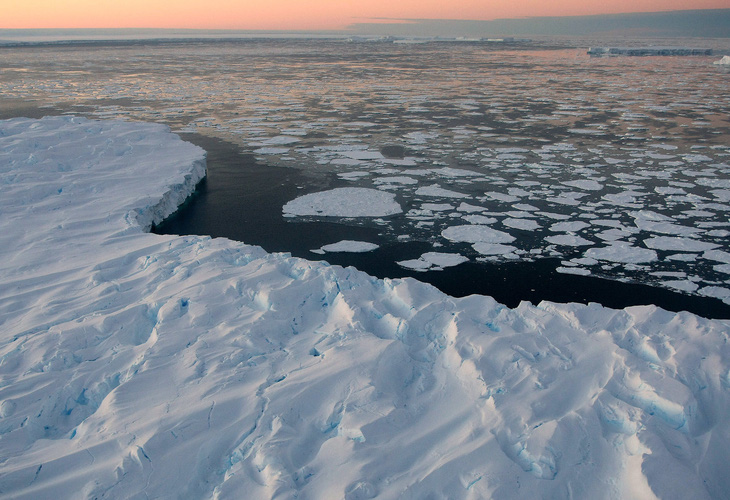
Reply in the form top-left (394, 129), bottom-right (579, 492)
top-left (283, 187), bottom-right (402, 217)
top-left (2, 117), bottom-right (730, 500)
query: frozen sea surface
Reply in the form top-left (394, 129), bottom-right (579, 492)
top-left (2, 117), bottom-right (730, 499)
top-left (2, 37), bottom-right (730, 311)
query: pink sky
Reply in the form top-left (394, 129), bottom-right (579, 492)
top-left (3, 0), bottom-right (728, 30)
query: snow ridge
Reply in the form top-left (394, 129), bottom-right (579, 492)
top-left (1, 118), bottom-right (729, 499)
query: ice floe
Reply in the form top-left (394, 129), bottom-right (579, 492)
top-left (442, 224), bottom-right (516, 244)
top-left (283, 187), bottom-right (402, 217)
top-left (312, 240), bottom-right (380, 254)
top-left (397, 252), bottom-right (469, 271)
top-left (643, 236), bottom-right (719, 252)
top-left (585, 242), bottom-right (658, 264)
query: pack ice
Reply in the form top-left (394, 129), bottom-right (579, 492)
top-left (1, 117), bottom-right (730, 500)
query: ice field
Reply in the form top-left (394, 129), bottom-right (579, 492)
top-left (1, 39), bottom-right (729, 309)
top-left (1, 116), bottom-right (730, 499)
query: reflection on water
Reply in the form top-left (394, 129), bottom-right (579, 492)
top-left (1, 38), bottom-right (729, 314)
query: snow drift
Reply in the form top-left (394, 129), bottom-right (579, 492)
top-left (1, 117), bottom-right (729, 499)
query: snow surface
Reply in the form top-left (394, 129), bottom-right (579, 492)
top-left (2, 117), bottom-right (730, 499)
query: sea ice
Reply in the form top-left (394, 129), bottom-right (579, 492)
top-left (562, 179), bottom-right (604, 191)
top-left (415, 184), bottom-right (469, 198)
top-left (503, 218), bottom-right (541, 231)
top-left (283, 187), bottom-right (402, 217)
top-left (703, 249), bottom-right (730, 263)
top-left (313, 240), bottom-right (380, 254)
top-left (550, 221), bottom-right (590, 232)
top-left (585, 242), bottom-right (658, 264)
top-left (472, 242), bottom-right (519, 255)
top-left (556, 266), bottom-right (591, 276)
top-left (643, 236), bottom-right (719, 252)
top-left (397, 252), bottom-right (468, 271)
top-left (442, 224), bottom-right (516, 244)
top-left (546, 234), bottom-right (593, 247)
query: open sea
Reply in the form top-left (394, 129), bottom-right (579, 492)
top-left (2, 34), bottom-right (729, 317)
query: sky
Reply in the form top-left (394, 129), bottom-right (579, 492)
top-left (2, 0), bottom-right (729, 31)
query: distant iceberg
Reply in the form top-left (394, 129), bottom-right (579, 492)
top-left (713, 55), bottom-right (730, 65)
top-left (2, 117), bottom-right (730, 499)
top-left (588, 46), bottom-right (713, 56)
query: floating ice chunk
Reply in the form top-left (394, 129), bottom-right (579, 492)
top-left (503, 218), bottom-right (540, 231)
top-left (472, 242), bottom-right (519, 255)
top-left (259, 135), bottom-right (300, 145)
top-left (632, 211), bottom-right (701, 237)
top-left (662, 280), bottom-right (700, 293)
top-left (340, 150), bottom-right (385, 161)
top-left (557, 266), bottom-right (591, 276)
top-left (550, 221), bottom-right (590, 232)
top-left (283, 188), bottom-right (402, 217)
top-left (457, 202), bottom-right (486, 213)
top-left (714, 264), bottom-right (730, 275)
top-left (513, 203), bottom-right (539, 212)
top-left (373, 176), bottom-right (418, 185)
top-left (315, 240), bottom-right (380, 253)
top-left (539, 211), bottom-right (572, 220)
top-left (683, 154), bottom-right (712, 163)
top-left (698, 286), bottom-right (730, 301)
top-left (253, 147), bottom-right (290, 154)
top-left (656, 186), bottom-right (686, 195)
top-left (546, 234), bottom-right (593, 246)
top-left (703, 250), bottom-right (730, 263)
top-left (486, 192), bottom-right (520, 203)
top-left (666, 253), bottom-right (699, 262)
top-left (713, 55), bottom-right (730, 65)
top-left (562, 180), bottom-right (604, 191)
top-left (464, 215), bottom-right (498, 225)
top-left (571, 257), bottom-right (600, 266)
top-left (397, 252), bottom-right (468, 271)
top-left (643, 237), bottom-right (719, 252)
top-left (421, 203), bottom-right (453, 212)
top-left (338, 171), bottom-right (370, 180)
top-left (442, 225), bottom-right (516, 244)
top-left (415, 184), bottom-right (469, 198)
top-left (404, 131), bottom-right (438, 144)
top-left (547, 192), bottom-right (588, 206)
top-left (568, 128), bottom-right (604, 135)
top-left (431, 167), bottom-right (481, 178)
top-left (603, 190), bottom-right (645, 208)
top-left (586, 243), bottom-right (658, 264)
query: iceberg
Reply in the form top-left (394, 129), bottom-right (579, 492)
top-left (713, 55), bottom-right (730, 65)
top-left (2, 117), bottom-right (730, 499)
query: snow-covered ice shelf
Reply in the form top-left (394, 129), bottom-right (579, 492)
top-left (588, 47), bottom-right (713, 56)
top-left (1, 117), bottom-right (730, 499)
